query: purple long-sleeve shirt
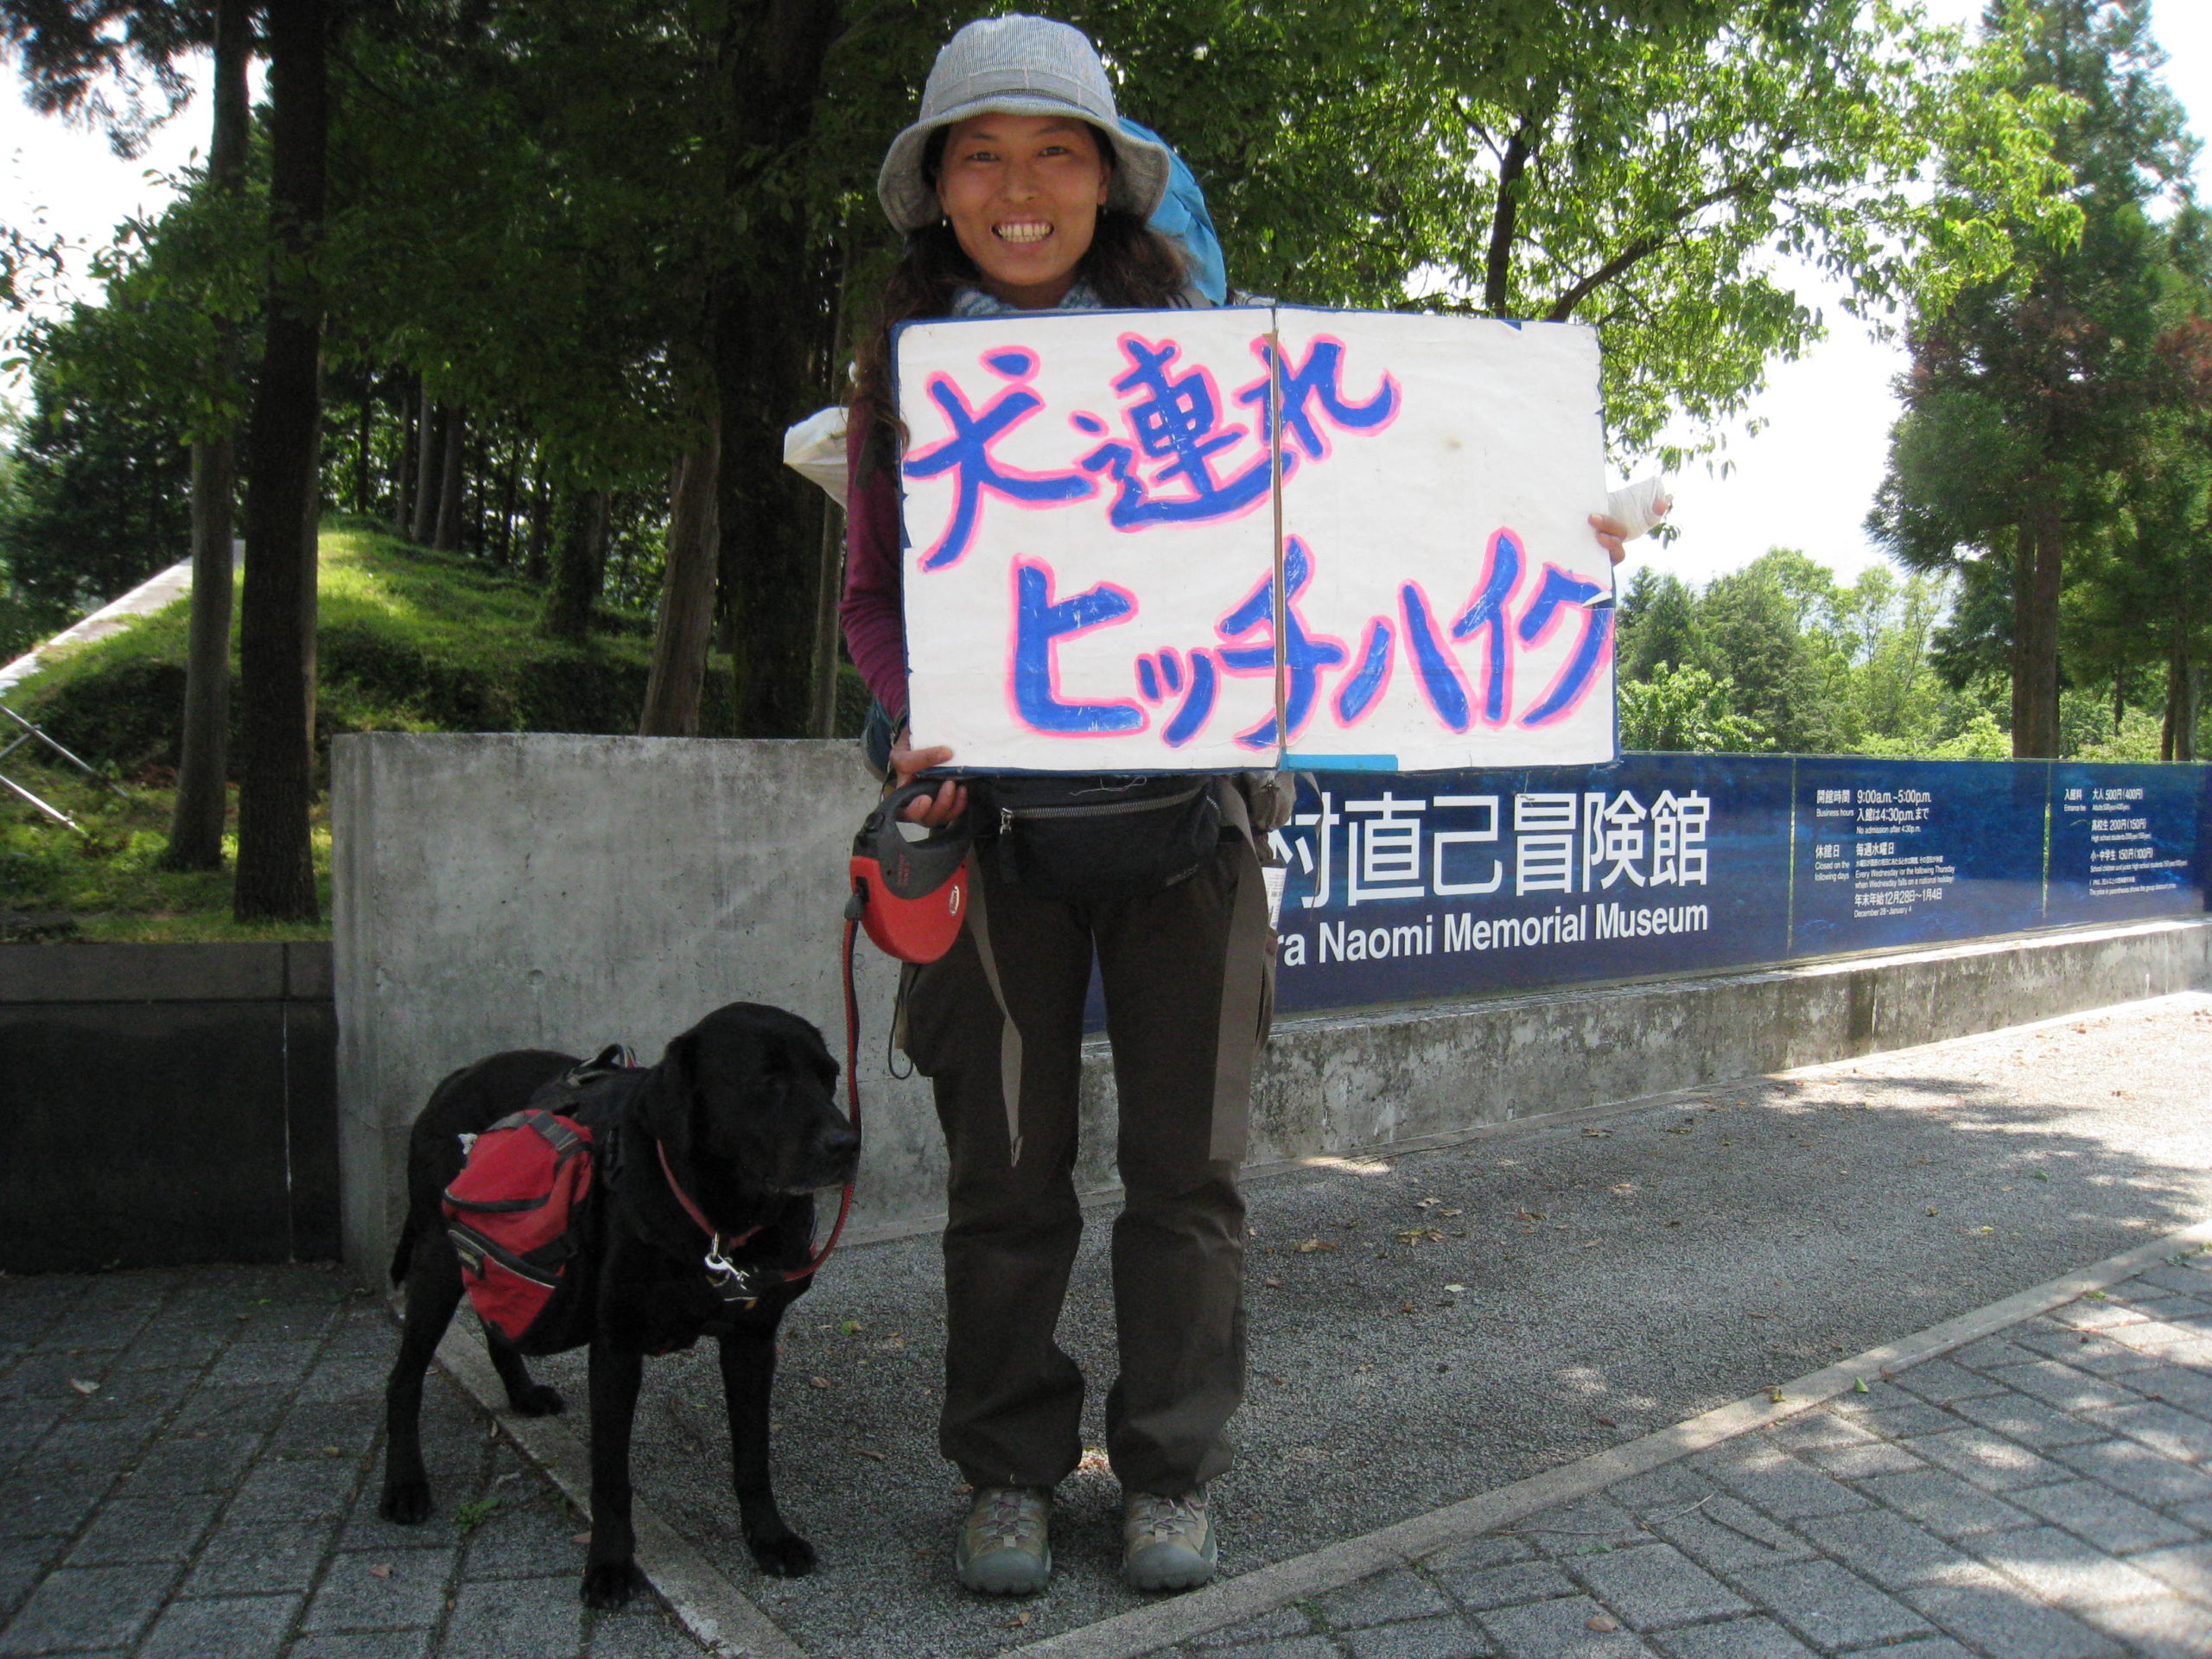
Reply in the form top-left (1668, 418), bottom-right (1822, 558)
top-left (838, 406), bottom-right (910, 721)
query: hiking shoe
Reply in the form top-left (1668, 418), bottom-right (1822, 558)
top-left (1122, 1485), bottom-right (1218, 1591)
top-left (956, 1485), bottom-right (1052, 1595)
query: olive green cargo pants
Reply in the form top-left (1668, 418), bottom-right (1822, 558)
top-left (902, 830), bottom-right (1273, 1497)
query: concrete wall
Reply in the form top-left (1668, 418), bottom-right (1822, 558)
top-left (332, 735), bottom-right (2212, 1280)
top-left (0, 942), bottom-right (338, 1271)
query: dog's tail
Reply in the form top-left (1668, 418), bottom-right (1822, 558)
top-left (388, 1216), bottom-right (416, 1287)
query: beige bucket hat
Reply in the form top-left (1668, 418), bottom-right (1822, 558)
top-left (876, 14), bottom-right (1173, 234)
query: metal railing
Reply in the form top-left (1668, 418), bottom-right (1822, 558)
top-left (0, 703), bottom-right (125, 833)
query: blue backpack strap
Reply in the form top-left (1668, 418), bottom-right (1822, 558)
top-left (1120, 116), bottom-right (1226, 307)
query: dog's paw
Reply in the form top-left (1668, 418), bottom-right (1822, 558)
top-left (748, 1531), bottom-right (818, 1578)
top-left (378, 1480), bottom-right (433, 1525)
top-left (579, 1559), bottom-right (648, 1609)
top-left (508, 1383), bottom-right (564, 1417)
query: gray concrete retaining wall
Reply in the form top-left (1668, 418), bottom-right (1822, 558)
top-left (331, 734), bottom-right (2212, 1282)
top-left (0, 942), bottom-right (339, 1270)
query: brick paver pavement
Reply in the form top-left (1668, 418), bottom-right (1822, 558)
top-left (0, 1263), bottom-right (706, 1659)
top-left (1145, 1255), bottom-right (2212, 1659)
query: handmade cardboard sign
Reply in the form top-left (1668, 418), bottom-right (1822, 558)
top-left (895, 307), bottom-right (1613, 772)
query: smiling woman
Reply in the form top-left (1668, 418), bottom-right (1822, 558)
top-left (932, 113), bottom-right (1111, 309)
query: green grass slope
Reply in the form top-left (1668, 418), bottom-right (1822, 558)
top-left (14, 522), bottom-right (735, 773)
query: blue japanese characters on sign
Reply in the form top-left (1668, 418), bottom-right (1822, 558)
top-left (1262, 754), bottom-right (2209, 1020)
top-left (895, 308), bottom-right (1618, 773)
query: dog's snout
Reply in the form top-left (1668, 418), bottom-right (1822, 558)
top-left (813, 1115), bottom-right (861, 1183)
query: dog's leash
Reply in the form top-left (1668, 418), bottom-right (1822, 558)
top-left (639, 1029), bottom-right (860, 1310)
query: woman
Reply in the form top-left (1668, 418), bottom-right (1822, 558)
top-left (842, 14), bottom-right (1653, 1598)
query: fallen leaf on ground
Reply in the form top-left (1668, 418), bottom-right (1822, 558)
top-left (1415, 1198), bottom-right (1440, 1209)
top-left (1768, 1386), bottom-right (1784, 1403)
top-left (857, 1448), bottom-right (886, 1461)
top-left (808, 1376), bottom-right (831, 1389)
top-left (1587, 1614), bottom-right (1619, 1632)
top-left (1440, 1208), bottom-right (1462, 1217)
top-left (67, 1379), bottom-right (98, 1395)
top-left (1516, 1211), bottom-right (1545, 1222)
top-left (1594, 1415), bottom-right (1616, 1427)
top-left (1583, 1128), bottom-right (1611, 1138)
top-left (573, 1531), bottom-right (592, 1545)
top-left (1610, 1183), bottom-right (1637, 1196)
top-left (1263, 1277), bottom-right (1283, 1287)
top-left (842, 1320), bottom-right (861, 1335)
top-left (368, 1565), bottom-right (394, 1580)
top-left (1853, 1377), bottom-right (1869, 1394)
top-left (1004, 1611), bottom-right (1032, 1628)
top-left (1443, 1283), bottom-right (1465, 1294)
top-left (1296, 1238), bottom-right (1337, 1254)
top-left (1396, 1227), bottom-right (1445, 1245)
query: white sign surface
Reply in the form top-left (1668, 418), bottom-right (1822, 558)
top-left (895, 307), bottom-right (1614, 772)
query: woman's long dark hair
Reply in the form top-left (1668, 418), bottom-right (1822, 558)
top-left (851, 127), bottom-right (1187, 474)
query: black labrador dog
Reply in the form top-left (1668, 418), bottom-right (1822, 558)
top-left (378, 1002), bottom-right (860, 1605)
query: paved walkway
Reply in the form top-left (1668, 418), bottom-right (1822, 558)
top-left (1128, 1249), bottom-right (2212, 1659)
top-left (5, 995), bottom-right (2212, 1658)
top-left (0, 1264), bottom-right (705, 1658)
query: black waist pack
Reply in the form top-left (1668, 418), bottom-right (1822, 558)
top-left (978, 774), bottom-right (1222, 903)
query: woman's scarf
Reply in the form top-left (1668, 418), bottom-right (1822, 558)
top-left (949, 279), bottom-right (1104, 317)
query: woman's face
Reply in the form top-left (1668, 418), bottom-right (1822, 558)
top-left (934, 113), bottom-right (1111, 310)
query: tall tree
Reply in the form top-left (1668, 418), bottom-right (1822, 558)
top-left (161, 0), bottom-right (249, 870)
top-left (1868, 0), bottom-right (2194, 757)
top-left (233, 0), bottom-right (329, 922)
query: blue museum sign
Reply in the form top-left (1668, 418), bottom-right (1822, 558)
top-left (1265, 755), bottom-right (2211, 1018)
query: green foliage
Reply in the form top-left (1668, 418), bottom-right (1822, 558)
top-left (0, 338), bottom-right (191, 621)
top-left (1869, 0), bottom-right (2202, 753)
top-left (1615, 550), bottom-right (2055, 758)
top-left (1618, 662), bottom-right (1767, 752)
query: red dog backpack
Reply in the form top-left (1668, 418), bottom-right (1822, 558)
top-left (442, 1109), bottom-right (595, 1347)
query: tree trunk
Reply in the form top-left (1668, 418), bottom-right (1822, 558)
top-left (524, 461), bottom-right (552, 583)
top-left (159, 0), bottom-right (250, 874)
top-left (807, 491), bottom-right (842, 737)
top-left (2166, 658), bottom-right (2202, 764)
top-left (2011, 505), bottom-right (2063, 758)
top-left (712, 0), bottom-right (841, 738)
top-left (496, 442), bottom-right (519, 566)
top-left (431, 404), bottom-right (465, 551)
top-left (641, 419), bottom-right (721, 735)
top-left (234, 0), bottom-right (329, 924)
top-left (1482, 118), bottom-right (1537, 317)
top-left (353, 370), bottom-right (372, 515)
top-left (541, 489), bottom-right (608, 640)
top-left (410, 401), bottom-right (442, 543)
top-left (396, 376), bottom-right (416, 532)
top-left (161, 439), bottom-right (237, 868)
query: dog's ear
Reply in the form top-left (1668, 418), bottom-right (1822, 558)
top-left (639, 1030), bottom-right (698, 1154)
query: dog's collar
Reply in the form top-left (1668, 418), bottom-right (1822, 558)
top-left (655, 1142), bottom-right (780, 1304)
